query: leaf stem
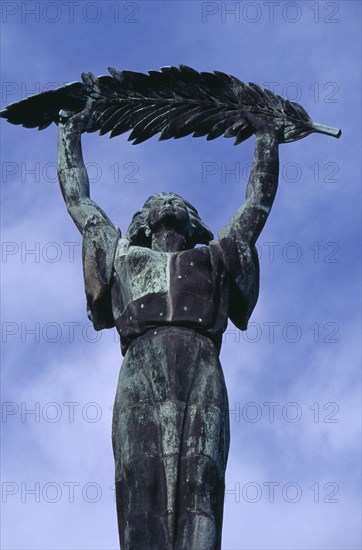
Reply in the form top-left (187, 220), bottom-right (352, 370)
top-left (312, 122), bottom-right (342, 139)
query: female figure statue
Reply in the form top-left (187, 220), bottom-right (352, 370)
top-left (57, 105), bottom-right (280, 550)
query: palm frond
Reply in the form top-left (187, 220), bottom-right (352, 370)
top-left (0, 65), bottom-right (341, 144)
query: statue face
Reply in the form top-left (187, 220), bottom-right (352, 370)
top-left (147, 195), bottom-right (191, 235)
top-left (127, 192), bottom-right (213, 248)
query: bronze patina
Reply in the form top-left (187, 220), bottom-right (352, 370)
top-left (1, 66), bottom-right (341, 550)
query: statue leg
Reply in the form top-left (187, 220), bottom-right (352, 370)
top-left (112, 362), bottom-right (172, 549)
top-left (174, 337), bottom-right (230, 550)
top-left (114, 455), bottom-right (170, 549)
top-left (112, 328), bottom-right (229, 550)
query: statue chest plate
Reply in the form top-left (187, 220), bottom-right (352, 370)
top-left (111, 240), bottom-right (227, 339)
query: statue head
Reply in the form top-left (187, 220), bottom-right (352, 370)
top-left (127, 192), bottom-right (214, 249)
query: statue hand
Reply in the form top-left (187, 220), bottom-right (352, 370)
top-left (241, 110), bottom-right (284, 140)
top-left (59, 100), bottom-right (94, 134)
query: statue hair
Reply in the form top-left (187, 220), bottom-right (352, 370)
top-left (126, 192), bottom-right (214, 248)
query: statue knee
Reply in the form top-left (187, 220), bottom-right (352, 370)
top-left (179, 455), bottom-right (223, 517)
top-left (119, 455), bottom-right (167, 514)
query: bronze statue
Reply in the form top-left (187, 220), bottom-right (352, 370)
top-left (1, 66), bottom-right (341, 550)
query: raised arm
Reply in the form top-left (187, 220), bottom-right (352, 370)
top-left (221, 122), bottom-right (280, 246)
top-left (57, 106), bottom-right (120, 331)
top-left (240, 129), bottom-right (279, 244)
top-left (57, 105), bottom-right (115, 235)
top-left (218, 120), bottom-right (281, 329)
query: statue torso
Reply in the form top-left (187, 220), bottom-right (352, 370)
top-left (111, 238), bottom-right (229, 354)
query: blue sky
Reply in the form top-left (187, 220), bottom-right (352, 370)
top-left (1, 1), bottom-right (361, 549)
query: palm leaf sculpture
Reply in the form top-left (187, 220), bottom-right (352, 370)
top-left (0, 65), bottom-right (341, 144)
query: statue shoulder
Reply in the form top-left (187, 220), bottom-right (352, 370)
top-left (114, 237), bottom-right (131, 258)
top-left (83, 214), bottom-right (121, 252)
